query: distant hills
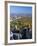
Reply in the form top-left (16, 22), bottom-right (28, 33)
top-left (10, 13), bottom-right (32, 21)
top-left (10, 13), bottom-right (32, 27)
top-left (10, 13), bottom-right (32, 17)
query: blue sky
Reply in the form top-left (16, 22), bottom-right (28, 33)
top-left (10, 6), bottom-right (32, 14)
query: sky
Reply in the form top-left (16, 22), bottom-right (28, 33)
top-left (10, 6), bottom-right (32, 14)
